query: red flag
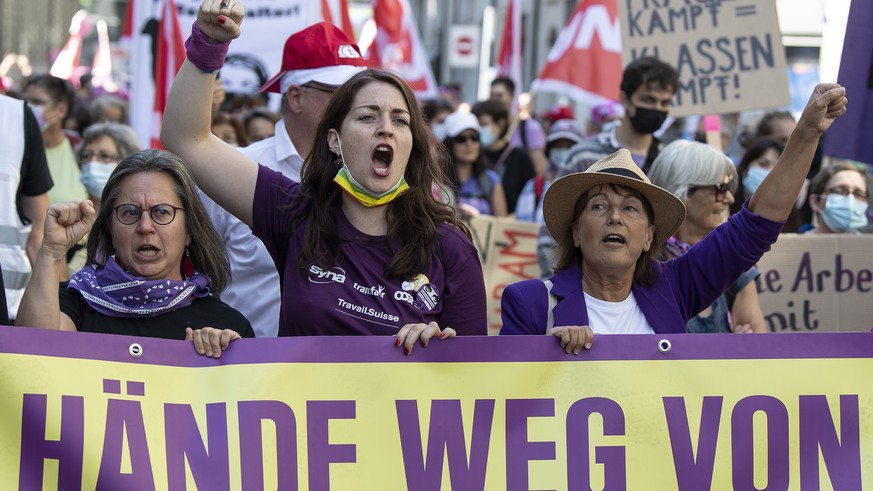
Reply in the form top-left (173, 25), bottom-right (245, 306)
top-left (50, 10), bottom-right (89, 82)
top-left (496, 0), bottom-right (522, 96)
top-left (368, 0), bottom-right (438, 99)
top-left (531, 0), bottom-right (622, 106)
top-left (151, 0), bottom-right (186, 149)
top-left (321, 0), bottom-right (354, 39)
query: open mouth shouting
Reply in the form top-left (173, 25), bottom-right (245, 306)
top-left (372, 144), bottom-right (394, 177)
top-left (602, 233), bottom-right (627, 245)
top-left (136, 244), bottom-right (161, 259)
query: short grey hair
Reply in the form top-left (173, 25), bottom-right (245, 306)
top-left (89, 94), bottom-right (129, 124)
top-left (76, 122), bottom-right (142, 162)
top-left (648, 139), bottom-right (737, 201)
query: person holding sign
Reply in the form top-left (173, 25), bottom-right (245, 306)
top-left (500, 84), bottom-right (847, 353)
top-left (161, 1), bottom-right (487, 353)
top-left (647, 139), bottom-right (765, 333)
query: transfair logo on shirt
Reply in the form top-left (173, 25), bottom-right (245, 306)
top-left (402, 274), bottom-right (440, 311)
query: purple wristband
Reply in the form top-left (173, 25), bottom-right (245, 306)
top-left (185, 21), bottom-right (230, 73)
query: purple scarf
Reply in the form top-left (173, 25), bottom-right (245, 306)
top-left (67, 255), bottom-right (212, 318)
top-left (664, 235), bottom-right (692, 259)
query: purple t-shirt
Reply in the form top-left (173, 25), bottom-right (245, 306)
top-left (458, 169), bottom-right (500, 215)
top-left (509, 118), bottom-right (546, 151)
top-left (252, 165), bottom-right (487, 336)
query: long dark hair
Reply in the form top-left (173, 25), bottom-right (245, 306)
top-left (442, 134), bottom-right (489, 190)
top-left (293, 69), bottom-right (467, 279)
top-left (86, 149), bottom-right (231, 293)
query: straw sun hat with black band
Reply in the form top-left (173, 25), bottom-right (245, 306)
top-left (543, 149), bottom-right (686, 246)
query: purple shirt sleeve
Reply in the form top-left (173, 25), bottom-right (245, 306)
top-left (251, 164), bottom-right (299, 267)
top-left (436, 225), bottom-right (488, 335)
top-left (500, 279), bottom-right (549, 335)
top-left (665, 201), bottom-right (784, 321)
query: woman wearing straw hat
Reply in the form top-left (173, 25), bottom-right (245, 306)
top-left (500, 84), bottom-right (847, 354)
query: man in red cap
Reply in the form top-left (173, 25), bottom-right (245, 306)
top-left (201, 22), bottom-right (366, 338)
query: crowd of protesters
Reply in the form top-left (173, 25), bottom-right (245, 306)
top-left (0, 0), bottom-right (868, 357)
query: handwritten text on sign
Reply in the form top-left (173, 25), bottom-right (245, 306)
top-left (618, 0), bottom-right (790, 116)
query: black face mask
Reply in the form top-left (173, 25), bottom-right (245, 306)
top-left (629, 106), bottom-right (668, 134)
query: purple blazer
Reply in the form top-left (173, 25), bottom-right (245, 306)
top-left (500, 203), bottom-right (784, 335)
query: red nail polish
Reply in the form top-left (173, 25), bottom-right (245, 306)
top-left (394, 338), bottom-right (401, 347)
top-left (438, 332), bottom-right (446, 339)
top-left (217, 15), bottom-right (226, 24)
top-left (403, 348), bottom-right (410, 356)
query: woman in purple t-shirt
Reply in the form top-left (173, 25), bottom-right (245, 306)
top-left (162, 2), bottom-right (487, 353)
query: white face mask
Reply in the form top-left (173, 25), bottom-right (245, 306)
top-left (29, 104), bottom-right (49, 130)
top-left (79, 161), bottom-right (117, 198)
top-left (549, 148), bottom-right (571, 168)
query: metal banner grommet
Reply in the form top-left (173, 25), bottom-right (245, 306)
top-left (657, 339), bottom-right (672, 354)
top-left (129, 343), bottom-right (143, 358)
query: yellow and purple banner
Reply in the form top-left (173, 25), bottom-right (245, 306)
top-left (1, 327), bottom-right (871, 489)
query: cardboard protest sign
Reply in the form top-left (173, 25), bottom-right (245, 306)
top-left (2, 328), bottom-right (872, 488)
top-left (617, 0), bottom-right (791, 117)
top-left (755, 234), bottom-right (873, 333)
top-left (470, 217), bottom-right (540, 334)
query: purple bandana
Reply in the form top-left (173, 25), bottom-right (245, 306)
top-left (67, 256), bottom-right (212, 318)
top-left (664, 235), bottom-right (693, 259)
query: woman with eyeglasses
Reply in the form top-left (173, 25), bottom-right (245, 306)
top-left (804, 161), bottom-right (870, 234)
top-left (77, 123), bottom-right (142, 208)
top-left (648, 139), bottom-right (766, 333)
top-left (441, 111), bottom-right (508, 219)
top-left (17, 149), bottom-right (254, 358)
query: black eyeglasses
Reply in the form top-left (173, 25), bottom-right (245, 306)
top-left (453, 133), bottom-right (480, 144)
top-left (80, 151), bottom-right (121, 163)
top-left (114, 204), bottom-right (185, 225)
top-left (301, 83), bottom-right (337, 95)
top-left (689, 181), bottom-right (736, 202)
top-left (823, 186), bottom-right (869, 201)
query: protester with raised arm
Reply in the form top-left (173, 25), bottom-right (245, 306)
top-left (501, 84), bottom-right (847, 354)
top-left (161, 0), bottom-right (487, 353)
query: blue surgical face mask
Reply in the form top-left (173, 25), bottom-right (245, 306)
top-left (478, 127), bottom-right (495, 148)
top-left (821, 194), bottom-right (869, 232)
top-left (80, 161), bottom-right (117, 198)
top-left (431, 123), bottom-right (446, 141)
top-left (742, 166), bottom-right (770, 196)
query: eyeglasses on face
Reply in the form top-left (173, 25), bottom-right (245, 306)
top-left (689, 181), bottom-right (736, 201)
top-left (301, 83), bottom-right (337, 95)
top-left (80, 151), bottom-right (121, 163)
top-left (453, 133), bottom-right (480, 144)
top-left (823, 186), bottom-right (869, 201)
top-left (114, 204), bottom-right (185, 225)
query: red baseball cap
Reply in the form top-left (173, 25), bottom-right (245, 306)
top-left (259, 22), bottom-right (367, 94)
top-left (544, 104), bottom-right (575, 122)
